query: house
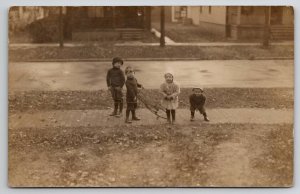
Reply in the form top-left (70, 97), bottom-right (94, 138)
top-left (64, 6), bottom-right (152, 41)
top-left (174, 6), bottom-right (294, 40)
top-left (9, 6), bottom-right (47, 31)
top-left (151, 6), bottom-right (173, 23)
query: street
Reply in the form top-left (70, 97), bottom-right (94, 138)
top-left (9, 60), bottom-right (294, 92)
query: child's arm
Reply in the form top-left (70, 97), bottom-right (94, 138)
top-left (160, 84), bottom-right (168, 97)
top-left (136, 78), bottom-right (143, 89)
top-left (202, 95), bottom-right (206, 105)
top-left (120, 70), bottom-right (126, 88)
top-left (189, 95), bottom-right (193, 105)
top-left (106, 70), bottom-right (111, 88)
top-left (170, 83), bottom-right (180, 98)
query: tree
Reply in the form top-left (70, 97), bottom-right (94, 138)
top-left (160, 6), bottom-right (165, 47)
top-left (59, 7), bottom-right (64, 48)
top-left (263, 6), bottom-right (270, 48)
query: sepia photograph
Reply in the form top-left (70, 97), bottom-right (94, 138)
top-left (8, 6), bottom-right (294, 187)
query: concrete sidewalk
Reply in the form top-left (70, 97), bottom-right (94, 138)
top-left (9, 41), bottom-right (294, 49)
top-left (9, 108), bottom-right (293, 129)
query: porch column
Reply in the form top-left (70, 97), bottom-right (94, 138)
top-left (160, 6), bottom-right (165, 47)
top-left (112, 7), bottom-right (116, 29)
top-left (236, 6), bottom-right (242, 39)
top-left (263, 6), bottom-right (271, 48)
top-left (144, 7), bottom-right (151, 30)
top-left (59, 7), bottom-right (64, 48)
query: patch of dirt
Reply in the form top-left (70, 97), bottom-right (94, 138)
top-left (8, 123), bottom-right (293, 187)
top-left (8, 88), bottom-right (294, 112)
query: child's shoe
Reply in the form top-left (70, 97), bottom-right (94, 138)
top-left (190, 116), bottom-right (195, 121)
top-left (204, 116), bottom-right (210, 122)
top-left (125, 118), bottom-right (132, 123)
top-left (132, 111), bottom-right (140, 121)
top-left (109, 110), bottom-right (117, 116)
top-left (115, 111), bottom-right (123, 118)
top-left (167, 118), bottom-right (171, 124)
top-left (171, 120), bottom-right (176, 125)
top-left (132, 116), bottom-right (140, 121)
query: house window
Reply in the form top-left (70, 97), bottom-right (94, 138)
top-left (241, 6), bottom-right (254, 15)
top-left (208, 6), bottom-right (212, 14)
top-left (200, 6), bottom-right (202, 14)
top-left (174, 6), bottom-right (181, 19)
top-left (174, 6), bottom-right (187, 20)
top-left (88, 7), bottom-right (104, 18)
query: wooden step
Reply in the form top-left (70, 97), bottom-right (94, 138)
top-left (270, 25), bottom-right (294, 40)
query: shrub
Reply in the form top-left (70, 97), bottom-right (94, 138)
top-left (27, 16), bottom-right (64, 43)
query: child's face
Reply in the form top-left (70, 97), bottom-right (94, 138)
top-left (165, 74), bottom-right (173, 83)
top-left (113, 62), bottom-right (122, 68)
top-left (126, 70), bottom-right (135, 78)
top-left (193, 89), bottom-right (203, 96)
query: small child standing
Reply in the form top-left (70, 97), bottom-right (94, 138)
top-left (160, 73), bottom-right (180, 124)
top-left (125, 66), bottom-right (142, 123)
top-left (189, 87), bottom-right (209, 122)
top-left (106, 57), bottom-right (125, 117)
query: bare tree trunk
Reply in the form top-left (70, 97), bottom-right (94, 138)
top-left (263, 6), bottom-right (270, 48)
top-left (59, 7), bottom-right (64, 48)
top-left (160, 6), bottom-right (165, 47)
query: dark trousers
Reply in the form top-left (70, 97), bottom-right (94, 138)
top-left (110, 87), bottom-right (123, 113)
top-left (190, 106), bottom-right (207, 117)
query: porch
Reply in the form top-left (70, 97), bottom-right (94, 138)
top-left (227, 6), bottom-right (294, 40)
top-left (65, 6), bottom-right (152, 41)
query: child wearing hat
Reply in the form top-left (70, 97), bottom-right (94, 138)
top-left (160, 73), bottom-right (180, 124)
top-left (124, 66), bottom-right (143, 123)
top-left (189, 87), bottom-right (209, 122)
top-left (106, 57), bottom-right (125, 117)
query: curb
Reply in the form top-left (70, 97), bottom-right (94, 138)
top-left (9, 57), bottom-right (294, 63)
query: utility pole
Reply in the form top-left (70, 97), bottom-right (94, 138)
top-left (263, 6), bottom-right (270, 48)
top-left (160, 6), bottom-right (165, 47)
top-left (59, 6), bottom-right (64, 48)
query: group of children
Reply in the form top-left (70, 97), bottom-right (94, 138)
top-left (106, 57), bottom-right (209, 124)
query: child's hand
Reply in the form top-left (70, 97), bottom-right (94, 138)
top-left (115, 86), bottom-right (121, 91)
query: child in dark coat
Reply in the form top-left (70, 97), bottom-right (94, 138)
top-left (106, 57), bottom-right (126, 117)
top-left (189, 87), bottom-right (209, 122)
top-left (125, 66), bottom-right (142, 123)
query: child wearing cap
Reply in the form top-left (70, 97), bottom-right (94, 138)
top-left (124, 66), bottom-right (143, 123)
top-left (189, 87), bottom-right (209, 122)
top-left (106, 57), bottom-right (126, 117)
top-left (160, 73), bottom-right (180, 124)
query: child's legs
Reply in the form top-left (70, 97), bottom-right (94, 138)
top-left (199, 106), bottom-right (207, 117)
top-left (131, 103), bottom-right (138, 118)
top-left (171, 109), bottom-right (176, 121)
top-left (190, 107), bottom-right (196, 117)
top-left (114, 88), bottom-right (123, 113)
top-left (166, 109), bottom-right (171, 121)
top-left (126, 103), bottom-right (131, 119)
top-left (110, 88), bottom-right (118, 110)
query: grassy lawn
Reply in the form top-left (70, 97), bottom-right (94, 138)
top-left (9, 30), bottom-right (159, 44)
top-left (9, 88), bottom-right (294, 112)
top-left (9, 45), bottom-right (294, 61)
top-left (152, 22), bottom-right (228, 43)
top-left (9, 123), bottom-right (293, 187)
